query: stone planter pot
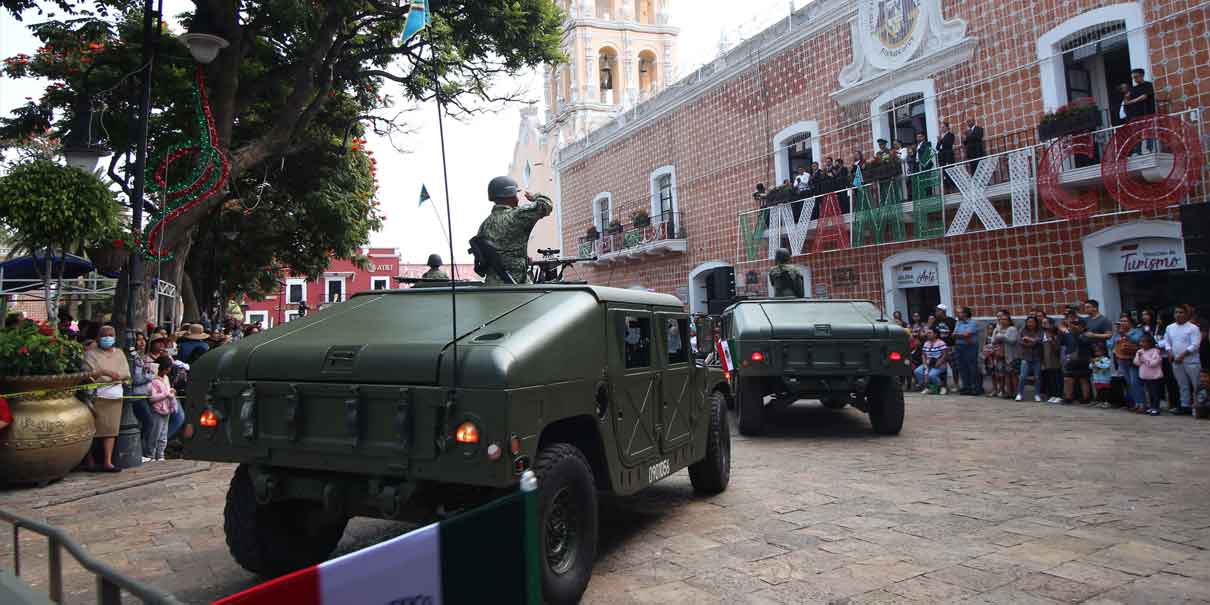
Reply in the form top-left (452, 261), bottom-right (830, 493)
top-left (0, 372), bottom-right (96, 485)
top-left (1037, 110), bottom-right (1102, 141)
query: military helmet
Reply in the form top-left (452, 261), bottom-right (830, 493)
top-left (426, 254), bottom-right (442, 268)
top-left (487, 176), bottom-right (519, 201)
top-left (774, 248), bottom-right (791, 263)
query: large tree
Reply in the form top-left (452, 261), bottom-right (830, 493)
top-left (1, 0), bottom-right (562, 329)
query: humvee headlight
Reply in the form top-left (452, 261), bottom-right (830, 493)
top-left (199, 407), bottom-right (221, 428)
top-left (454, 421), bottom-right (480, 444)
top-left (889, 351), bottom-right (903, 362)
top-left (486, 443), bottom-right (502, 460)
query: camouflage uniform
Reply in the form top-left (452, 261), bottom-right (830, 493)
top-left (420, 268), bottom-right (449, 280)
top-left (768, 263), bottom-right (805, 298)
top-left (476, 194), bottom-right (553, 285)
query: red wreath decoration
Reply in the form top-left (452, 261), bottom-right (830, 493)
top-left (1037, 133), bottom-right (1100, 220)
top-left (1102, 114), bottom-right (1203, 211)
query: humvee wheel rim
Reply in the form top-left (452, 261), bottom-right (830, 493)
top-left (545, 487), bottom-right (578, 575)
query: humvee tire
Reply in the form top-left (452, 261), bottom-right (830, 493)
top-left (737, 376), bottom-right (765, 436)
top-left (867, 377), bottom-right (905, 435)
top-left (224, 464), bottom-right (348, 576)
top-left (689, 391), bottom-right (731, 494)
top-left (534, 443), bottom-right (598, 605)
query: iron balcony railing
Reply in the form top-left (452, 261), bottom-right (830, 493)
top-left (579, 210), bottom-right (684, 257)
top-left (0, 508), bottom-right (182, 605)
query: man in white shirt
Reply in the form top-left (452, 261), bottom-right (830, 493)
top-left (1161, 304), bottom-right (1202, 415)
top-left (793, 167), bottom-right (811, 194)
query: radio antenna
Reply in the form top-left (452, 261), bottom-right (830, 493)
top-left (430, 25), bottom-right (459, 399)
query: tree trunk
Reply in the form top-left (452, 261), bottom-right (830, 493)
top-left (181, 270), bottom-right (199, 324)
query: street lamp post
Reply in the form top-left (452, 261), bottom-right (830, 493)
top-left (124, 0), bottom-right (162, 348)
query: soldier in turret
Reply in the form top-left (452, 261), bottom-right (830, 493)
top-left (421, 254), bottom-right (449, 280)
top-left (474, 176), bottom-right (553, 285)
top-left (768, 248), bottom-right (805, 298)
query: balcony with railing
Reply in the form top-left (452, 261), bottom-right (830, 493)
top-left (578, 210), bottom-right (687, 264)
top-left (735, 108), bottom-right (1206, 264)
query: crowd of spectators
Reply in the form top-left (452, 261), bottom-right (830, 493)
top-left (896, 301), bottom-right (1208, 419)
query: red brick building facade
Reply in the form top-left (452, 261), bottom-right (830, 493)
top-left (556, 0), bottom-right (1210, 321)
top-left (243, 247), bottom-right (473, 328)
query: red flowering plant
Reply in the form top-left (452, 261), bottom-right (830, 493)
top-left (0, 319), bottom-right (85, 377)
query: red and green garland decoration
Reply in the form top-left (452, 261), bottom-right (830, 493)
top-left (141, 65), bottom-right (230, 260)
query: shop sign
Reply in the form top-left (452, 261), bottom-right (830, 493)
top-left (374, 264), bottom-right (394, 272)
top-left (1114, 239), bottom-right (1186, 273)
top-left (813, 284), bottom-right (828, 298)
top-left (858, 0), bottom-right (928, 70)
top-left (895, 262), bottom-right (938, 288)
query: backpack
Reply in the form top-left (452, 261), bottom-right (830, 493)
top-left (170, 363), bottom-right (190, 392)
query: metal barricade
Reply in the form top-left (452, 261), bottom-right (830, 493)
top-left (0, 509), bottom-right (182, 604)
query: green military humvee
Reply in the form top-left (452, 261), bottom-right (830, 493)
top-left (182, 284), bottom-right (732, 603)
top-left (708, 299), bottom-right (910, 436)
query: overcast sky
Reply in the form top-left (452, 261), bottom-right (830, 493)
top-left (1, 0), bottom-right (808, 263)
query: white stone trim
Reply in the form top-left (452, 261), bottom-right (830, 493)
top-left (371, 276), bottom-right (390, 291)
top-left (592, 191), bottom-right (613, 231)
top-left (773, 121), bottom-right (821, 185)
top-left (323, 276), bottom-right (347, 303)
top-left (869, 79), bottom-right (939, 150)
top-left (1082, 220), bottom-right (1182, 320)
top-left (285, 277), bottom-right (307, 305)
top-left (688, 261), bottom-right (732, 316)
top-left (881, 249), bottom-right (952, 319)
top-left (246, 310), bottom-right (269, 329)
top-left (1036, 2), bottom-right (1149, 112)
top-left (649, 164), bottom-right (678, 220)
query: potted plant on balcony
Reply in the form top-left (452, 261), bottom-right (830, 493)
top-left (0, 319), bottom-right (95, 484)
top-left (632, 209), bottom-right (651, 229)
top-left (584, 225), bottom-right (600, 241)
top-left (767, 184), bottom-right (796, 205)
top-left (1037, 98), bottom-right (1102, 141)
top-left (860, 155), bottom-right (901, 182)
top-left (605, 220), bottom-right (624, 235)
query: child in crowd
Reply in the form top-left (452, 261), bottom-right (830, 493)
top-left (1041, 318), bottom-right (1063, 404)
top-left (1090, 344), bottom-right (1114, 407)
top-left (147, 356), bottom-right (178, 461)
top-left (1134, 334), bottom-right (1164, 416)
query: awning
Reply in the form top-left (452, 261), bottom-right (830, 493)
top-left (0, 253), bottom-right (95, 293)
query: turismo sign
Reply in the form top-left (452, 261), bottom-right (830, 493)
top-left (1114, 239), bottom-right (1186, 273)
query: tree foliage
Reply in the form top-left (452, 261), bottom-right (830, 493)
top-left (0, 159), bottom-right (121, 254)
top-left (1, 0), bottom-right (564, 322)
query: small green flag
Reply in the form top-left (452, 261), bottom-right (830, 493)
top-left (419, 184), bottom-right (431, 207)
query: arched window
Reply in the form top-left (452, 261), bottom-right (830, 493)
top-left (595, 0), bottom-right (612, 19)
top-left (869, 80), bottom-right (939, 151)
top-left (1036, 3), bottom-right (1149, 112)
top-left (649, 165), bottom-right (677, 236)
top-left (634, 0), bottom-right (654, 24)
top-left (772, 121), bottom-right (821, 185)
top-left (592, 192), bottom-right (613, 231)
top-left (599, 47), bottom-right (620, 104)
top-left (638, 50), bottom-right (657, 95)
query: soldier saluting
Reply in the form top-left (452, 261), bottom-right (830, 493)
top-left (474, 176), bottom-right (553, 285)
top-left (768, 248), bottom-right (805, 298)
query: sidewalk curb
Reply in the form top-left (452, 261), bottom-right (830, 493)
top-left (32, 462), bottom-right (214, 509)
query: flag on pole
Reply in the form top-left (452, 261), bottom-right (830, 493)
top-left (214, 481), bottom-right (541, 605)
top-left (402, 0), bottom-right (430, 42)
top-left (418, 184), bottom-right (431, 207)
top-left (716, 337), bottom-right (734, 374)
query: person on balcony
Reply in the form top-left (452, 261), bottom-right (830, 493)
top-left (936, 121), bottom-right (955, 166)
top-left (962, 119), bottom-right (985, 173)
top-left (1125, 68), bottom-right (1157, 153)
top-left (793, 166), bottom-right (811, 196)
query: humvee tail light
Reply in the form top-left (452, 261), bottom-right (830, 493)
top-left (750, 351), bottom-right (766, 362)
top-left (454, 421), bottom-right (480, 444)
top-left (509, 435), bottom-right (522, 456)
top-left (889, 351), bottom-right (903, 362)
top-left (486, 443), bottom-right (502, 460)
top-left (199, 408), bottom-right (220, 428)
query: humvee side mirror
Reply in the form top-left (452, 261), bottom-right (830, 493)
top-left (694, 315), bottom-right (716, 358)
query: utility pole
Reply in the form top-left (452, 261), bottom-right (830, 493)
top-left (125, 0), bottom-right (161, 345)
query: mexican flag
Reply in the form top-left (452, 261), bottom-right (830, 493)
top-left (716, 337), bottom-right (735, 374)
top-left (215, 486), bottom-right (540, 605)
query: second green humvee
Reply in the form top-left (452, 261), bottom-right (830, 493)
top-left (710, 299), bottom-right (910, 436)
top-left (182, 284), bottom-right (732, 604)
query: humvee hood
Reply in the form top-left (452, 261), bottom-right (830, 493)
top-left (212, 290), bottom-right (548, 385)
top-left (734, 300), bottom-right (885, 339)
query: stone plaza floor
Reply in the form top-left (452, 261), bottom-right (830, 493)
top-left (1, 393), bottom-right (1208, 604)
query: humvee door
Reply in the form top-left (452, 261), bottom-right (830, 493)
top-left (607, 307), bottom-right (660, 466)
top-left (657, 313), bottom-right (695, 452)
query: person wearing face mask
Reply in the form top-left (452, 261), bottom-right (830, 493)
top-left (83, 325), bottom-right (132, 471)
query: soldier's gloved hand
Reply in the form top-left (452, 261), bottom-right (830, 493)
top-left (523, 190), bottom-right (535, 202)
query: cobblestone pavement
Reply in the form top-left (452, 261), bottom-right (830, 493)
top-left (2, 393), bottom-right (1209, 604)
